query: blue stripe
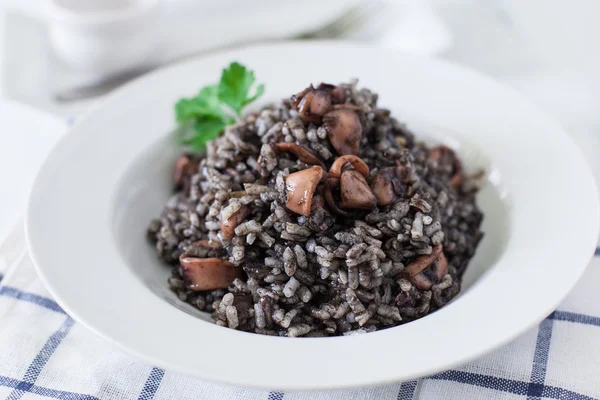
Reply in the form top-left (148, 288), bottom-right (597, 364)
top-left (8, 317), bottom-right (75, 400)
top-left (430, 370), bottom-right (596, 400)
top-left (527, 316), bottom-right (554, 399)
top-left (552, 310), bottom-right (600, 327)
top-left (430, 370), bottom-right (528, 395)
top-left (397, 379), bottom-right (418, 399)
top-left (23, 317), bottom-right (75, 383)
top-left (595, 247), bottom-right (600, 256)
top-left (138, 367), bottom-right (165, 400)
top-left (0, 272), bottom-right (4, 282)
top-left (0, 373), bottom-right (589, 400)
top-left (0, 286), bottom-right (65, 314)
top-left (267, 392), bottom-right (284, 400)
top-left (0, 376), bottom-right (21, 389)
top-left (0, 375), bottom-right (98, 400)
top-left (542, 385), bottom-right (597, 400)
top-left (28, 384), bottom-right (99, 400)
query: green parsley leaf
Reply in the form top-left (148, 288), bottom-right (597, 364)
top-left (180, 117), bottom-right (229, 150)
top-left (242, 83), bottom-right (265, 108)
top-left (174, 62), bottom-right (264, 150)
top-left (175, 85), bottom-right (226, 122)
top-left (218, 62), bottom-right (263, 115)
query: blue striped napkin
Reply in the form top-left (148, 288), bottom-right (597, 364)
top-left (1, 217), bottom-right (599, 399)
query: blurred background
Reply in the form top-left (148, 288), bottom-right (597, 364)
top-left (1, 0), bottom-right (599, 237)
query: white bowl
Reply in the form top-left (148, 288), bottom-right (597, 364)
top-left (47, 0), bottom-right (161, 77)
top-left (25, 42), bottom-right (599, 390)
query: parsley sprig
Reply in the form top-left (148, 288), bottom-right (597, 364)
top-left (175, 62), bottom-right (265, 150)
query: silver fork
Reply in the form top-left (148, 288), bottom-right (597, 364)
top-left (53, 1), bottom-right (388, 102)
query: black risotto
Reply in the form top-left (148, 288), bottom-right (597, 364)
top-left (147, 81), bottom-right (484, 337)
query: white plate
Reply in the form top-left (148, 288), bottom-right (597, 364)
top-left (25, 42), bottom-right (599, 390)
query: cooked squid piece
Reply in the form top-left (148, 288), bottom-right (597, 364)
top-left (173, 153), bottom-right (198, 189)
top-left (221, 205), bottom-right (250, 239)
top-left (322, 108), bottom-right (362, 156)
top-left (179, 255), bottom-right (241, 291)
top-left (284, 166), bottom-right (324, 216)
top-left (324, 155), bottom-right (376, 214)
top-left (328, 155), bottom-right (370, 179)
top-left (339, 170), bottom-right (377, 210)
top-left (291, 85), bottom-right (332, 123)
top-left (399, 245), bottom-right (449, 290)
top-left (275, 142), bottom-right (325, 168)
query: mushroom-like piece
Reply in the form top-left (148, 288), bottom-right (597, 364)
top-left (291, 85), bottom-right (332, 123)
top-left (370, 168), bottom-right (396, 206)
top-left (323, 155), bottom-right (375, 215)
top-left (291, 86), bottom-right (311, 109)
top-left (402, 246), bottom-right (448, 291)
top-left (275, 142), bottom-right (325, 168)
top-left (450, 159), bottom-right (463, 189)
top-left (307, 90), bottom-right (332, 119)
top-left (432, 251), bottom-right (448, 281)
top-left (174, 153), bottom-right (198, 189)
top-left (322, 108), bottom-right (362, 155)
top-left (402, 244), bottom-right (443, 278)
top-left (371, 165), bottom-right (412, 206)
top-left (328, 155), bottom-right (370, 179)
top-left (409, 272), bottom-right (433, 290)
top-left (284, 166), bottom-right (324, 216)
top-left (317, 83), bottom-right (346, 103)
top-left (179, 255), bottom-right (241, 291)
top-left (324, 177), bottom-right (350, 216)
top-left (221, 205), bottom-right (250, 239)
top-left (339, 170), bottom-right (377, 210)
top-left (371, 176), bottom-right (394, 206)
